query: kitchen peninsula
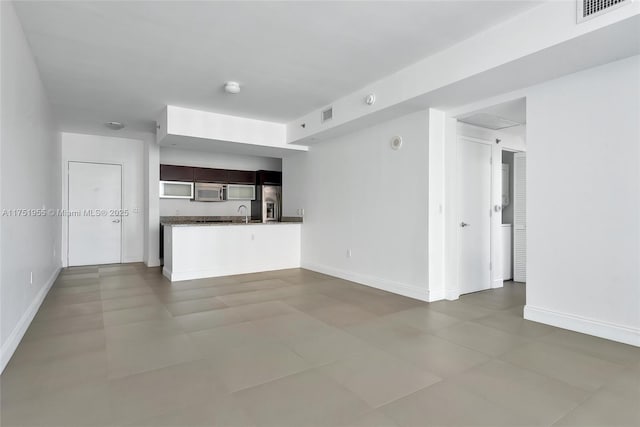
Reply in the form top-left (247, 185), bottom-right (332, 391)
top-left (162, 219), bottom-right (301, 281)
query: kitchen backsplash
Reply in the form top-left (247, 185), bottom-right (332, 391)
top-left (159, 198), bottom-right (252, 217)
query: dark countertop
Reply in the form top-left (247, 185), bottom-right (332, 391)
top-left (160, 216), bottom-right (303, 226)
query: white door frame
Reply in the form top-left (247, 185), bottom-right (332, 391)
top-left (66, 161), bottom-right (124, 266)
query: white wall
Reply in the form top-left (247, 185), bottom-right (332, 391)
top-left (144, 137), bottom-right (160, 267)
top-left (61, 133), bottom-right (145, 265)
top-left (428, 109), bottom-right (446, 301)
top-left (525, 55), bottom-right (640, 346)
top-left (160, 199), bottom-right (255, 217)
top-left (285, 110), bottom-right (432, 301)
top-left (162, 105), bottom-right (291, 149)
top-left (159, 147), bottom-right (281, 217)
top-left (0, 1), bottom-right (61, 372)
top-left (282, 151), bottom-right (308, 217)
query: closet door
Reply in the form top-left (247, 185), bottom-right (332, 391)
top-left (513, 152), bottom-right (527, 282)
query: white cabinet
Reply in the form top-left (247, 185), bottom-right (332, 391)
top-left (163, 224), bottom-right (301, 281)
top-left (160, 181), bottom-right (194, 199)
top-left (226, 184), bottom-right (255, 200)
top-left (502, 224), bottom-right (513, 280)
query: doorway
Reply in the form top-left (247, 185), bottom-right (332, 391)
top-left (448, 96), bottom-right (528, 300)
top-left (457, 137), bottom-right (492, 294)
top-left (68, 161), bottom-right (122, 266)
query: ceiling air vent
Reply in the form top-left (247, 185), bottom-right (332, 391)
top-left (321, 107), bottom-right (333, 123)
top-left (577, 0), bottom-right (631, 23)
top-left (458, 113), bottom-right (521, 130)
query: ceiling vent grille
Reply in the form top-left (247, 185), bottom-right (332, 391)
top-left (321, 107), bottom-right (333, 123)
top-left (577, 0), bottom-right (631, 23)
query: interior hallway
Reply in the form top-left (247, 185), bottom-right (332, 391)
top-left (1, 265), bottom-right (639, 426)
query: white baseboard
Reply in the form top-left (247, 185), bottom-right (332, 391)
top-left (445, 288), bottom-right (460, 300)
top-left (491, 279), bottom-right (504, 289)
top-left (145, 256), bottom-right (161, 268)
top-left (524, 305), bottom-right (640, 347)
top-left (0, 266), bottom-right (61, 373)
top-left (162, 266), bottom-right (173, 281)
top-left (302, 262), bottom-right (432, 302)
top-left (428, 288), bottom-right (445, 302)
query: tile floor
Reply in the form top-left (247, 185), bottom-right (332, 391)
top-left (1, 264), bottom-right (639, 426)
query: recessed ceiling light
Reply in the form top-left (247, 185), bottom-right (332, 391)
top-left (224, 81), bottom-right (241, 94)
top-left (105, 121), bottom-right (125, 130)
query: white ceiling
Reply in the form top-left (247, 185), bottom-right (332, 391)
top-left (14, 1), bottom-right (541, 136)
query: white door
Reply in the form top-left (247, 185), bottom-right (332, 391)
top-left (458, 138), bottom-right (492, 294)
top-left (68, 162), bottom-right (122, 266)
top-left (513, 152), bottom-right (527, 282)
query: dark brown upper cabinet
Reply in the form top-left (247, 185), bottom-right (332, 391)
top-left (257, 170), bottom-right (282, 185)
top-left (160, 164), bottom-right (274, 185)
top-left (227, 170), bottom-right (256, 185)
top-left (160, 165), bottom-right (194, 182)
top-left (193, 167), bottom-right (228, 183)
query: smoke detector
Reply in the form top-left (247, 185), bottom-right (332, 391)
top-left (105, 121), bottom-right (125, 130)
top-left (224, 81), bottom-right (241, 94)
top-left (364, 94), bottom-right (376, 106)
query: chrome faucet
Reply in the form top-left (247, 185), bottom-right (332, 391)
top-left (238, 205), bottom-right (249, 224)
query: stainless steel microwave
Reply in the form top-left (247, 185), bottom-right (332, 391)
top-left (194, 182), bottom-right (224, 202)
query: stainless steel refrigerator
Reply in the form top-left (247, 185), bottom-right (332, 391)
top-left (251, 185), bottom-right (282, 222)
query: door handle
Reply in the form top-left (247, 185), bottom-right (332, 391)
top-left (112, 219), bottom-right (121, 223)
top-left (460, 222), bottom-right (470, 227)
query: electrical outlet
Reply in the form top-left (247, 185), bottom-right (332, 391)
top-left (346, 249), bottom-right (352, 258)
